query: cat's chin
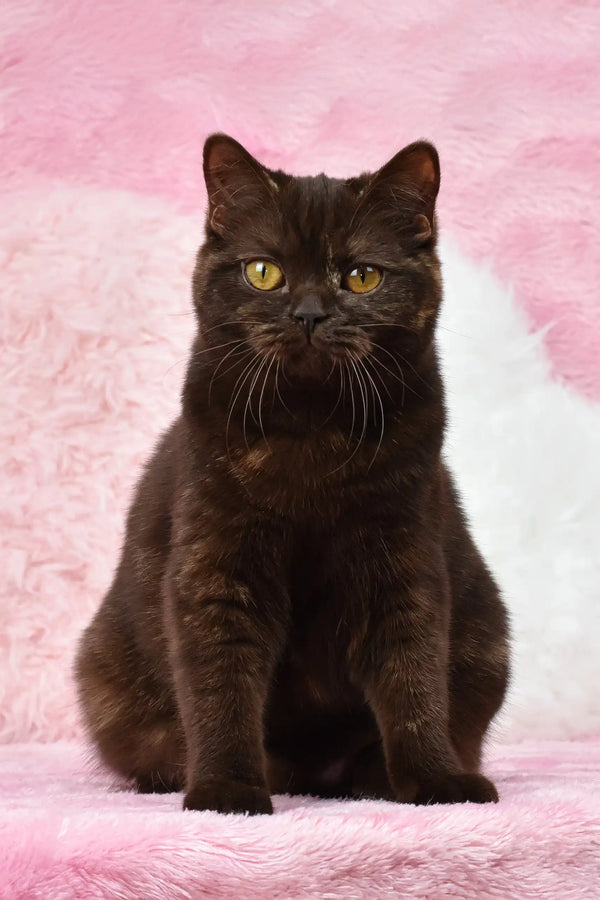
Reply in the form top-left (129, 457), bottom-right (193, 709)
top-left (279, 344), bottom-right (335, 382)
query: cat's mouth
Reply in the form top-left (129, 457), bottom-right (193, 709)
top-left (273, 340), bottom-right (366, 383)
top-left (278, 340), bottom-right (334, 379)
top-left (250, 326), bottom-right (371, 380)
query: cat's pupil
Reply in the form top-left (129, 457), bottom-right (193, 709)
top-left (261, 264), bottom-right (267, 280)
top-left (360, 268), bottom-right (366, 283)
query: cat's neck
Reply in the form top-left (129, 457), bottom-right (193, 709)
top-left (181, 339), bottom-right (445, 515)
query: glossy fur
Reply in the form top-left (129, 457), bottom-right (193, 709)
top-left (75, 135), bottom-right (510, 814)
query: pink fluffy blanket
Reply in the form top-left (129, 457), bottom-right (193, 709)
top-left (2, 741), bottom-right (599, 899)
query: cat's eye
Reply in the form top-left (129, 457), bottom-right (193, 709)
top-left (343, 265), bottom-right (382, 294)
top-left (244, 260), bottom-right (284, 291)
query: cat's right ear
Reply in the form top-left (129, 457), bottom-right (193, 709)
top-left (353, 141), bottom-right (440, 246)
top-left (203, 134), bottom-right (275, 236)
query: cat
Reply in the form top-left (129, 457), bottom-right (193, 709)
top-left (75, 134), bottom-right (510, 814)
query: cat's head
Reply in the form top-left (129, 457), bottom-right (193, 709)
top-left (193, 134), bottom-right (441, 387)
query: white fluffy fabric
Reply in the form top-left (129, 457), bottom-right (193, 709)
top-left (440, 242), bottom-right (600, 740)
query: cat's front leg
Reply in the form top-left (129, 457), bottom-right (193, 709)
top-left (164, 512), bottom-right (290, 815)
top-left (350, 566), bottom-right (498, 806)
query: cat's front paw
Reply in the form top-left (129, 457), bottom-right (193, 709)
top-left (413, 772), bottom-right (499, 805)
top-left (183, 779), bottom-right (273, 815)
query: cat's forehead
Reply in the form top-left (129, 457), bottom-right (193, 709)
top-left (218, 169), bottom-right (385, 269)
top-left (264, 172), bottom-right (364, 262)
top-left (279, 174), bottom-right (355, 224)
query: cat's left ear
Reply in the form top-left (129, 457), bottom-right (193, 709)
top-left (362, 141), bottom-right (440, 244)
top-left (203, 134), bottom-right (276, 236)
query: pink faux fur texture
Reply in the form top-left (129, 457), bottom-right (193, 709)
top-left (1, 0), bottom-right (600, 745)
top-left (1, 740), bottom-right (600, 899)
top-left (1, 0), bottom-right (599, 396)
top-left (0, 741), bottom-right (600, 900)
top-left (3, 179), bottom-right (600, 747)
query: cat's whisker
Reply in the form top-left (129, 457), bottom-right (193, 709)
top-left (340, 358), bottom-right (347, 411)
top-left (161, 357), bottom-right (190, 388)
top-left (227, 353), bottom-right (262, 415)
top-left (281, 359), bottom-right (292, 387)
top-left (192, 337), bottom-right (252, 358)
top-left (365, 341), bottom-right (405, 379)
top-left (346, 360), bottom-right (357, 446)
top-left (357, 356), bottom-right (378, 427)
top-left (168, 336), bottom-right (251, 391)
top-left (225, 353), bottom-right (263, 460)
top-left (361, 321), bottom-right (472, 339)
top-left (368, 340), bottom-right (425, 401)
top-left (321, 360), bottom-right (345, 427)
top-left (251, 354), bottom-right (272, 430)
top-left (350, 355), bottom-right (369, 451)
top-left (367, 348), bottom-right (401, 382)
top-left (349, 356), bottom-right (369, 456)
top-left (274, 359), bottom-right (294, 417)
top-left (270, 359), bottom-right (278, 412)
top-left (368, 339), bottom-right (431, 392)
top-left (358, 322), bottom-right (413, 332)
top-left (323, 357), bottom-right (337, 384)
top-left (357, 357), bottom-right (386, 470)
top-left (231, 356), bottom-right (263, 455)
top-left (257, 354), bottom-right (276, 449)
top-left (243, 354), bottom-right (271, 449)
top-left (361, 334), bottom-right (431, 395)
top-left (325, 358), bottom-right (368, 475)
top-left (362, 353), bottom-right (393, 401)
top-left (209, 346), bottom-right (256, 393)
top-left (393, 350), bottom-right (432, 393)
top-left (207, 341), bottom-right (251, 403)
top-left (369, 353), bottom-right (406, 407)
top-left (199, 319), bottom-right (269, 338)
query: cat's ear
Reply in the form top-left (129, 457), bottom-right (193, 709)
top-left (363, 141), bottom-right (440, 244)
top-left (203, 134), bottom-right (276, 235)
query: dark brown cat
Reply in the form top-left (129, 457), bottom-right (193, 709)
top-left (75, 134), bottom-right (510, 814)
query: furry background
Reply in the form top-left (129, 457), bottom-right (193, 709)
top-left (1, 0), bottom-right (599, 748)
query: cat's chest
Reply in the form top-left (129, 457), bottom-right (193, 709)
top-left (227, 430), bottom-right (365, 515)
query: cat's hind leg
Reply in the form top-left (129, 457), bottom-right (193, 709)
top-left (448, 573), bottom-right (510, 773)
top-left (75, 601), bottom-right (185, 794)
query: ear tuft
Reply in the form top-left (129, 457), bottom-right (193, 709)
top-left (366, 141), bottom-right (440, 244)
top-left (376, 141), bottom-right (440, 202)
top-left (202, 134), bottom-right (274, 235)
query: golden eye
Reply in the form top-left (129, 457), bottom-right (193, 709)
top-left (245, 260), bottom-right (284, 291)
top-left (343, 265), bottom-right (382, 294)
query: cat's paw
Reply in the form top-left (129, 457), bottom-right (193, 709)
top-left (183, 779), bottom-right (273, 815)
top-left (413, 772), bottom-right (499, 805)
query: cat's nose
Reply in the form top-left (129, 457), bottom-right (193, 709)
top-left (292, 296), bottom-right (330, 341)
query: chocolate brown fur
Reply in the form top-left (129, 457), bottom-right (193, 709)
top-left (75, 135), bottom-right (510, 813)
